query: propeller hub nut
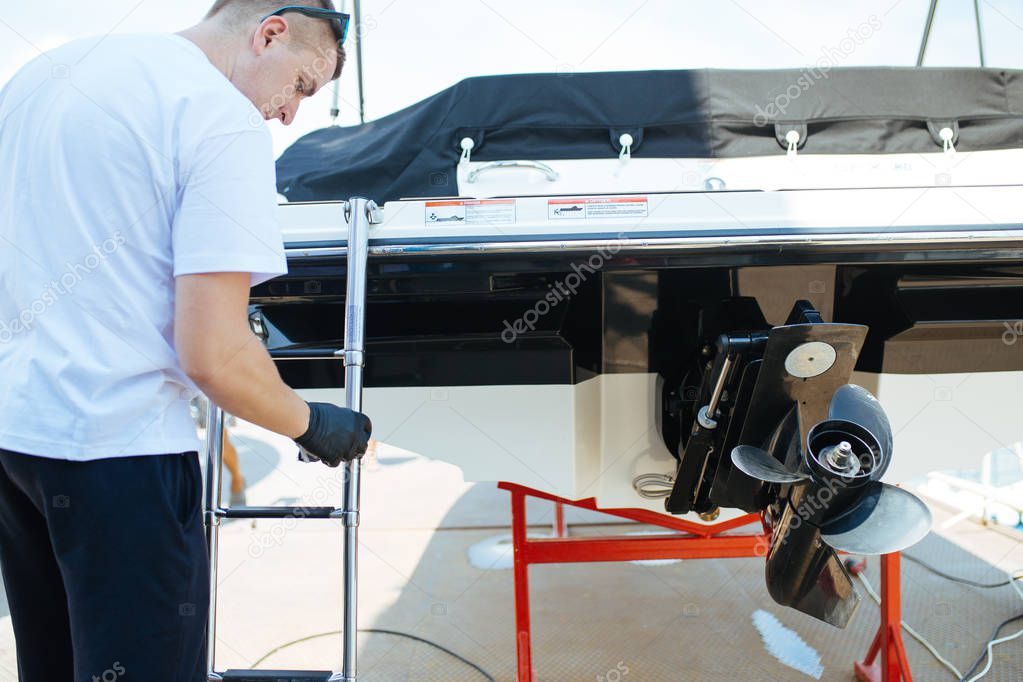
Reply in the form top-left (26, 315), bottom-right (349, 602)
top-left (824, 440), bottom-right (860, 475)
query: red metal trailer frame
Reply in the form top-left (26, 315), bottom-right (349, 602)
top-left (497, 482), bottom-right (912, 681)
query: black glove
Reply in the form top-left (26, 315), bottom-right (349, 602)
top-left (295, 402), bottom-right (372, 467)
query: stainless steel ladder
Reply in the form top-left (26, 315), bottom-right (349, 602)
top-left (203, 198), bottom-right (378, 682)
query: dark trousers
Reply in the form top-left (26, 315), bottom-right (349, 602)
top-left (0, 449), bottom-right (208, 682)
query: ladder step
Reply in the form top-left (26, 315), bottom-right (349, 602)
top-left (270, 347), bottom-right (342, 360)
top-left (221, 671), bottom-right (333, 681)
top-left (220, 506), bottom-right (337, 519)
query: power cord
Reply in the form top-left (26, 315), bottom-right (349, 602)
top-left (632, 472), bottom-right (674, 499)
top-left (850, 565), bottom-right (963, 679)
top-left (250, 628), bottom-right (495, 681)
top-left (901, 550), bottom-right (1023, 681)
top-left (902, 553), bottom-right (1023, 590)
top-left (846, 557), bottom-right (1023, 681)
top-left (959, 613), bottom-right (1023, 682)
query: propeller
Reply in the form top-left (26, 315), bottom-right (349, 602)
top-left (731, 445), bottom-right (810, 484)
top-left (819, 481), bottom-right (931, 555)
top-left (730, 383), bottom-right (932, 627)
top-left (826, 384), bottom-right (893, 479)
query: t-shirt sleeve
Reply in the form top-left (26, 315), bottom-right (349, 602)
top-left (172, 128), bottom-right (287, 287)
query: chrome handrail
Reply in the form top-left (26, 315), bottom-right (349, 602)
top-left (466, 160), bottom-right (560, 183)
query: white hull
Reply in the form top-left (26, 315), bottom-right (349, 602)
top-left (300, 370), bottom-right (1023, 516)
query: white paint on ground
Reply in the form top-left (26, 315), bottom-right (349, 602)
top-left (752, 609), bottom-right (824, 679)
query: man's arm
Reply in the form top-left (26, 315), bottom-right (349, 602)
top-left (175, 272), bottom-right (310, 438)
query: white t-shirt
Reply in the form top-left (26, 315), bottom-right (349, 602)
top-left (0, 34), bottom-right (288, 460)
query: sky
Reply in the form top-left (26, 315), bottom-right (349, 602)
top-left (2, 0), bottom-right (1022, 158)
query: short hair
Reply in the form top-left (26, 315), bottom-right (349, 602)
top-left (205, 1), bottom-right (345, 80)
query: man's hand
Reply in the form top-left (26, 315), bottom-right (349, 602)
top-left (295, 402), bottom-right (372, 467)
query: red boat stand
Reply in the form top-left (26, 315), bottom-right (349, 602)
top-left (854, 553), bottom-right (914, 681)
top-left (497, 482), bottom-right (912, 682)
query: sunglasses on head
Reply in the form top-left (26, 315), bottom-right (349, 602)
top-left (260, 5), bottom-right (351, 47)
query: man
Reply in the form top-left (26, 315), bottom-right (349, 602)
top-left (0, 2), bottom-right (370, 680)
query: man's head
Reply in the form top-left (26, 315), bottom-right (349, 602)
top-left (203, 1), bottom-right (347, 124)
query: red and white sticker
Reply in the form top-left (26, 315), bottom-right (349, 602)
top-left (548, 196), bottom-right (648, 220)
top-left (425, 199), bottom-right (516, 226)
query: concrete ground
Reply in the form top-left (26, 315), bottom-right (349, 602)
top-left (0, 420), bottom-right (1020, 680)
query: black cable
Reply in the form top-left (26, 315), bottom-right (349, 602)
top-left (360, 629), bottom-right (495, 681)
top-left (960, 612), bottom-right (1023, 681)
top-left (902, 553), bottom-right (1020, 589)
top-left (896, 552), bottom-right (1022, 680)
top-left (250, 628), bottom-right (495, 681)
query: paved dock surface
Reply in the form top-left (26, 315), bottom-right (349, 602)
top-left (0, 421), bottom-right (1019, 680)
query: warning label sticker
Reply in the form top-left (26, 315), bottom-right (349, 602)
top-left (425, 199), bottom-right (516, 226)
top-left (548, 197), bottom-right (648, 220)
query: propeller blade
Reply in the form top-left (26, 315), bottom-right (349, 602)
top-left (827, 384), bottom-right (893, 459)
top-left (820, 482), bottom-right (931, 555)
top-left (731, 445), bottom-right (809, 484)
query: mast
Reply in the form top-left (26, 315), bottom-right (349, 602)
top-left (330, 0), bottom-right (366, 125)
top-left (916, 0), bottom-right (939, 66)
top-left (353, 0), bottom-right (366, 124)
top-left (973, 0), bottom-right (986, 67)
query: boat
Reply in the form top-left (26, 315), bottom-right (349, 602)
top-left (255, 68), bottom-right (1023, 626)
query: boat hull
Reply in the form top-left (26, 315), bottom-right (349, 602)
top-left (257, 244), bottom-right (1023, 515)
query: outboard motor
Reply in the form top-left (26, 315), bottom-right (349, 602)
top-left (660, 300), bottom-right (932, 627)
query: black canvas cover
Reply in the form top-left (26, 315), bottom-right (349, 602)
top-left (276, 67), bottom-right (1023, 203)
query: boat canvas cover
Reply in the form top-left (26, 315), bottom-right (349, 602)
top-left (276, 68), bottom-right (1023, 204)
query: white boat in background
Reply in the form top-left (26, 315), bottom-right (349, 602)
top-left (919, 442), bottom-right (1023, 529)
